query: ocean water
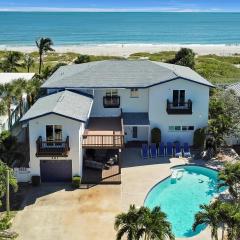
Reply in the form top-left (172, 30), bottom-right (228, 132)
top-left (144, 166), bottom-right (224, 238)
top-left (0, 12), bottom-right (240, 46)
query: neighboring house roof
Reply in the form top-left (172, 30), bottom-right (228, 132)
top-left (226, 82), bottom-right (240, 96)
top-left (41, 60), bottom-right (214, 89)
top-left (123, 112), bottom-right (150, 125)
top-left (20, 90), bottom-right (93, 123)
top-left (0, 73), bottom-right (35, 84)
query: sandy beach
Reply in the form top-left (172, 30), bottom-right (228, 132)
top-left (1, 44), bottom-right (240, 57)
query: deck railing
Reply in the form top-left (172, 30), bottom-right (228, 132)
top-left (166, 99), bottom-right (192, 114)
top-left (36, 136), bottom-right (70, 157)
top-left (82, 133), bottom-right (124, 149)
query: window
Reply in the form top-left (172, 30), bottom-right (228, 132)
top-left (103, 89), bottom-right (120, 108)
top-left (168, 125), bottom-right (194, 131)
top-left (46, 125), bottom-right (63, 142)
top-left (130, 88), bottom-right (139, 98)
top-left (173, 90), bottom-right (185, 107)
top-left (175, 126), bottom-right (181, 131)
top-left (132, 127), bottom-right (138, 138)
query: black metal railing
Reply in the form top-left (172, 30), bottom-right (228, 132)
top-left (166, 99), bottom-right (192, 114)
top-left (36, 136), bottom-right (70, 157)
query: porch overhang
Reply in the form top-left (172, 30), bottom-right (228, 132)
top-left (82, 117), bottom-right (124, 149)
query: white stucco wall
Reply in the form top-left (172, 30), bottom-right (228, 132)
top-left (149, 78), bottom-right (210, 145)
top-left (124, 126), bottom-right (149, 142)
top-left (90, 88), bottom-right (149, 117)
top-left (28, 113), bottom-right (84, 178)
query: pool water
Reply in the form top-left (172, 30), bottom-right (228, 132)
top-left (144, 165), bottom-right (223, 238)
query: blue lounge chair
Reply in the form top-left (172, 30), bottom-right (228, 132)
top-left (158, 142), bottom-right (165, 156)
top-left (166, 142), bottom-right (173, 156)
top-left (150, 143), bottom-right (157, 158)
top-left (183, 143), bottom-right (191, 158)
top-left (175, 143), bottom-right (182, 158)
top-left (141, 144), bottom-right (149, 159)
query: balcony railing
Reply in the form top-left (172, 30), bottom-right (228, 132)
top-left (36, 136), bottom-right (70, 157)
top-left (166, 99), bottom-right (192, 114)
top-left (82, 134), bottom-right (124, 149)
top-left (103, 96), bottom-right (120, 108)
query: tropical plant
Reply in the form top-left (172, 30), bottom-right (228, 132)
top-left (0, 51), bottom-right (22, 72)
top-left (169, 48), bottom-right (195, 69)
top-left (193, 201), bottom-right (222, 240)
top-left (137, 206), bottom-right (174, 240)
top-left (12, 79), bottom-right (27, 116)
top-left (74, 54), bottom-right (90, 64)
top-left (193, 128), bottom-right (206, 149)
top-left (25, 78), bottom-right (42, 106)
top-left (218, 162), bottom-right (240, 201)
top-left (208, 89), bottom-right (240, 148)
top-left (23, 54), bottom-right (34, 72)
top-left (114, 205), bottom-right (174, 240)
top-left (35, 37), bottom-right (54, 74)
top-left (0, 131), bottom-right (24, 166)
top-left (0, 83), bottom-right (15, 120)
top-left (115, 205), bottom-right (141, 240)
top-left (0, 100), bottom-right (7, 116)
top-left (151, 128), bottom-right (161, 145)
top-left (218, 202), bottom-right (240, 240)
top-left (0, 159), bottom-right (18, 206)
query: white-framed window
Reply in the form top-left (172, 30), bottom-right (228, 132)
top-left (46, 125), bottom-right (63, 142)
top-left (130, 88), bottom-right (139, 98)
top-left (168, 126), bottom-right (195, 131)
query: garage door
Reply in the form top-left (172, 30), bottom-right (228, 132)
top-left (40, 160), bottom-right (72, 182)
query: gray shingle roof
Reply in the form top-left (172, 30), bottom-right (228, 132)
top-left (226, 82), bottom-right (240, 96)
top-left (21, 90), bottom-right (93, 123)
top-left (123, 112), bottom-right (150, 125)
top-left (41, 60), bottom-right (214, 89)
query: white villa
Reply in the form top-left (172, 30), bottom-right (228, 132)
top-left (20, 60), bottom-right (214, 183)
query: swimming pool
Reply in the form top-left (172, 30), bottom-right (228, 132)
top-left (144, 165), bottom-right (223, 238)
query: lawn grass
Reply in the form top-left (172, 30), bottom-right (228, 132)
top-left (0, 50), bottom-right (240, 84)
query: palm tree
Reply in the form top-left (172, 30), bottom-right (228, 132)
top-left (12, 79), bottom-right (27, 116)
top-left (0, 51), bottom-right (22, 72)
top-left (114, 205), bottom-right (141, 240)
top-left (0, 83), bottom-right (15, 121)
top-left (0, 100), bottom-right (7, 116)
top-left (25, 78), bottom-right (42, 106)
top-left (138, 206), bottom-right (174, 240)
top-left (193, 201), bottom-right (222, 240)
top-left (218, 162), bottom-right (240, 201)
top-left (23, 54), bottom-right (35, 72)
top-left (219, 202), bottom-right (240, 240)
top-left (35, 37), bottom-right (54, 74)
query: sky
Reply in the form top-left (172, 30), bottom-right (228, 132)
top-left (0, 0), bottom-right (239, 12)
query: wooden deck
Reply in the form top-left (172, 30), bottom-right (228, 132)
top-left (82, 117), bottom-right (124, 149)
top-left (82, 165), bottom-right (121, 184)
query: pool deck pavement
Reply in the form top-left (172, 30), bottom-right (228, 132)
top-left (121, 148), bottom-right (213, 240)
top-left (11, 148), bottom-right (214, 240)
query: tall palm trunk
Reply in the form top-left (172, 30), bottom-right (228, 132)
top-left (39, 53), bottom-right (43, 74)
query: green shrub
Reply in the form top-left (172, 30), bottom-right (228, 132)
top-left (193, 128), bottom-right (206, 149)
top-left (151, 128), bottom-right (161, 145)
top-left (31, 176), bottom-right (41, 186)
top-left (72, 176), bottom-right (81, 188)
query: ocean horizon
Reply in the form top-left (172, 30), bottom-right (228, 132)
top-left (0, 12), bottom-right (240, 46)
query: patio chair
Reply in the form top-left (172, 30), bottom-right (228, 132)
top-left (141, 144), bottom-right (149, 159)
top-left (183, 143), bottom-right (191, 158)
top-left (158, 142), bottom-right (165, 156)
top-left (150, 143), bottom-right (157, 158)
top-left (175, 143), bottom-right (182, 158)
top-left (166, 142), bottom-right (173, 156)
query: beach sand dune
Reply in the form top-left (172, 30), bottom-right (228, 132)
top-left (1, 44), bottom-right (240, 57)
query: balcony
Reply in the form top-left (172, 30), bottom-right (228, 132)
top-left (166, 99), bottom-right (192, 115)
top-left (36, 136), bottom-right (70, 157)
top-left (82, 117), bottom-right (124, 149)
top-left (103, 96), bottom-right (120, 108)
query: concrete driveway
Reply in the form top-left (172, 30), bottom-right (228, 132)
top-left (11, 184), bottom-right (121, 240)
